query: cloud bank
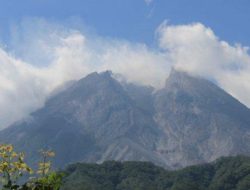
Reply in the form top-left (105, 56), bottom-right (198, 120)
top-left (0, 19), bottom-right (250, 129)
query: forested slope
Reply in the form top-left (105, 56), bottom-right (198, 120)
top-left (61, 156), bottom-right (250, 190)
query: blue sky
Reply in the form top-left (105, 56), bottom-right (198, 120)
top-left (0, 0), bottom-right (250, 46)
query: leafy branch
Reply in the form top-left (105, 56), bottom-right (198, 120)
top-left (0, 144), bottom-right (63, 190)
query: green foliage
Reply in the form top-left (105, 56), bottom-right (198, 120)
top-left (26, 172), bottom-right (64, 190)
top-left (61, 156), bottom-right (250, 190)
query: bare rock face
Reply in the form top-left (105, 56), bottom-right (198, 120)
top-left (1, 69), bottom-right (250, 169)
top-left (154, 69), bottom-right (250, 168)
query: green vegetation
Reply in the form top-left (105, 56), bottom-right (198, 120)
top-left (62, 156), bottom-right (250, 190)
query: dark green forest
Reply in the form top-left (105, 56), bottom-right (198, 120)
top-left (61, 156), bottom-right (250, 190)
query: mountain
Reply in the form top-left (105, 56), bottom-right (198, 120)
top-left (0, 71), bottom-right (162, 168)
top-left (1, 69), bottom-right (250, 169)
top-left (61, 156), bottom-right (250, 190)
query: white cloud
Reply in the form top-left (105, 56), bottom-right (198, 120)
top-left (157, 22), bottom-right (250, 106)
top-left (144, 0), bottom-right (153, 6)
top-left (1, 19), bottom-right (250, 129)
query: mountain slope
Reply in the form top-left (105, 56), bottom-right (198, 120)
top-left (153, 69), bottom-right (250, 168)
top-left (1, 69), bottom-right (250, 169)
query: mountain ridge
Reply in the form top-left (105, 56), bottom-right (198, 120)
top-left (1, 69), bottom-right (250, 169)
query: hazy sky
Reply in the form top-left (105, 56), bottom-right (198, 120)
top-left (1, 0), bottom-right (250, 128)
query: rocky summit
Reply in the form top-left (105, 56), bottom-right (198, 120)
top-left (1, 69), bottom-right (250, 169)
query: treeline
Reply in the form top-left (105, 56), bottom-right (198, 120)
top-left (1, 144), bottom-right (250, 190)
top-left (61, 156), bottom-right (250, 190)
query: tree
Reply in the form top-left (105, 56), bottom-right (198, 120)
top-left (0, 144), bottom-right (32, 189)
top-left (0, 144), bottom-right (63, 190)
